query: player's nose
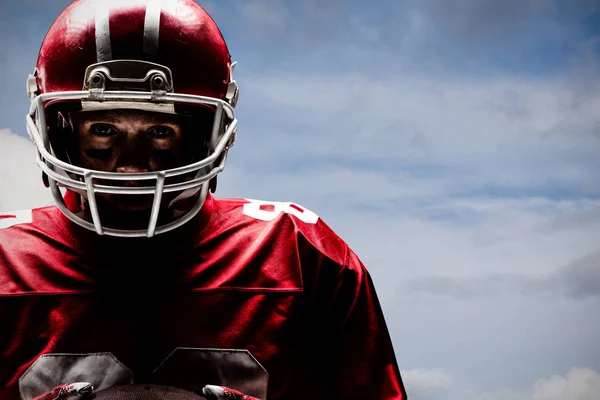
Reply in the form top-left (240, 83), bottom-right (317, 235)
top-left (116, 165), bottom-right (149, 174)
top-left (115, 165), bottom-right (151, 187)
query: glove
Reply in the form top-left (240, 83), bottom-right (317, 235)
top-left (32, 382), bottom-right (93, 400)
top-left (202, 385), bottom-right (260, 400)
top-left (31, 382), bottom-right (260, 400)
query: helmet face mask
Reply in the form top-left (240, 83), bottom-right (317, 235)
top-left (27, 0), bottom-right (239, 238)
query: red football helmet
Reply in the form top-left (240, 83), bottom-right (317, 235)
top-left (26, 0), bottom-right (239, 237)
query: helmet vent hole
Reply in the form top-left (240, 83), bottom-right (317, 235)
top-left (152, 75), bottom-right (164, 86)
top-left (91, 74), bottom-right (102, 84)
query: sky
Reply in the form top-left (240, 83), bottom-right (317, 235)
top-left (1, 0), bottom-right (600, 399)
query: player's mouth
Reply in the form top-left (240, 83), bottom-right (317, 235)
top-left (107, 194), bottom-right (155, 211)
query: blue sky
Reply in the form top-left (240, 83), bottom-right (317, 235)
top-left (1, 1), bottom-right (600, 399)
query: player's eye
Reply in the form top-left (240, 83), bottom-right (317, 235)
top-left (147, 125), bottom-right (174, 139)
top-left (90, 124), bottom-right (117, 137)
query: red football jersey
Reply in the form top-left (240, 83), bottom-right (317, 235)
top-left (0, 194), bottom-right (406, 400)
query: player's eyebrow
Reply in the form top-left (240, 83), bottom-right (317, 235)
top-left (80, 110), bottom-right (181, 125)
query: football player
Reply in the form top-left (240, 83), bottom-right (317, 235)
top-left (0, 1), bottom-right (407, 399)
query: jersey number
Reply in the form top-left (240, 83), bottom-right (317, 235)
top-left (243, 199), bottom-right (319, 224)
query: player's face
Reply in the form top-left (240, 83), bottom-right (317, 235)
top-left (71, 109), bottom-right (196, 212)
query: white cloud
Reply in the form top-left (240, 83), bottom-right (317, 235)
top-left (531, 368), bottom-right (600, 400)
top-left (241, 73), bottom-right (600, 163)
top-left (403, 249), bottom-right (600, 299)
top-left (0, 129), bottom-right (53, 211)
top-left (401, 368), bottom-right (600, 400)
top-left (221, 70), bottom-right (600, 291)
top-left (401, 368), bottom-right (454, 400)
top-left (474, 389), bottom-right (529, 400)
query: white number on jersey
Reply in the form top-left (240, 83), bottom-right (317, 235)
top-left (243, 199), bottom-right (319, 224)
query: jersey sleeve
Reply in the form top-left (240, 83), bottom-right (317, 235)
top-left (302, 246), bottom-right (407, 400)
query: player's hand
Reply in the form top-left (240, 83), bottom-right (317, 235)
top-left (202, 384), bottom-right (260, 400)
top-left (32, 382), bottom-right (93, 400)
